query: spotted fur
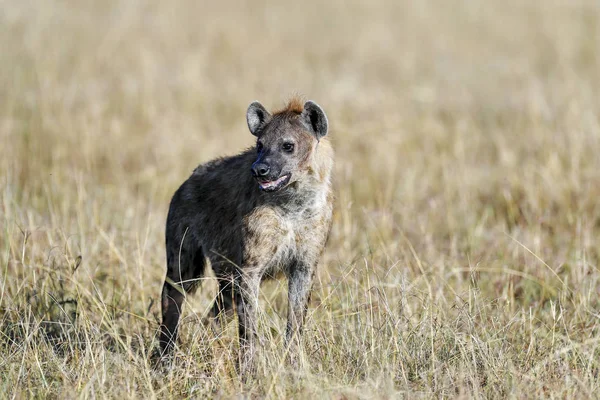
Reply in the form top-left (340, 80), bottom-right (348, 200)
top-left (159, 98), bottom-right (333, 374)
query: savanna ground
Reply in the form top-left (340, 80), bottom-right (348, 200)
top-left (1, 0), bottom-right (600, 398)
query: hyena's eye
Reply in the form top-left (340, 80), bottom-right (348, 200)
top-left (256, 142), bottom-right (263, 153)
top-left (282, 142), bottom-right (294, 153)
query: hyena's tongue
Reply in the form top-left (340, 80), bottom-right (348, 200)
top-left (259, 175), bottom-right (287, 190)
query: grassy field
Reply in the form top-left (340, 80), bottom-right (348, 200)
top-left (1, 0), bottom-right (600, 398)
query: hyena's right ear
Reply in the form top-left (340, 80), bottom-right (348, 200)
top-left (246, 101), bottom-right (271, 136)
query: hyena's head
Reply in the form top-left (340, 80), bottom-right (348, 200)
top-left (246, 98), bottom-right (328, 192)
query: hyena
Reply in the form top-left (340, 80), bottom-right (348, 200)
top-left (159, 97), bottom-right (333, 372)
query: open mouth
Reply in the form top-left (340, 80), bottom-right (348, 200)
top-left (257, 173), bottom-right (291, 192)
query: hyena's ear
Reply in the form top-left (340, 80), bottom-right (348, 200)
top-left (246, 101), bottom-right (271, 136)
top-left (301, 100), bottom-right (328, 139)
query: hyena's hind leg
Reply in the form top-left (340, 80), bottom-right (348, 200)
top-left (158, 280), bottom-right (184, 355)
top-left (211, 274), bottom-right (237, 321)
top-left (209, 251), bottom-right (243, 324)
top-left (159, 245), bottom-right (206, 356)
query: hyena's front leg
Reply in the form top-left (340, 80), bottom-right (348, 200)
top-left (237, 207), bottom-right (283, 376)
top-left (235, 269), bottom-right (261, 376)
top-left (285, 262), bottom-right (316, 364)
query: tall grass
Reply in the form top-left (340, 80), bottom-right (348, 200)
top-left (1, 0), bottom-right (599, 397)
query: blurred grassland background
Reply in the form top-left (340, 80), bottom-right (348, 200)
top-left (1, 0), bottom-right (600, 398)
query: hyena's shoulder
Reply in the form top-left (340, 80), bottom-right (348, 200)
top-left (169, 148), bottom-right (260, 229)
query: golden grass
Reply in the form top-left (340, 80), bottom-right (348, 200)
top-left (1, 0), bottom-right (600, 397)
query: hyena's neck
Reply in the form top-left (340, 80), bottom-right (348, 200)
top-left (285, 140), bottom-right (333, 215)
top-left (269, 192), bottom-right (319, 219)
top-left (266, 172), bottom-right (331, 217)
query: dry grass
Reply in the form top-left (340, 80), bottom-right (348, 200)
top-left (1, 0), bottom-right (600, 398)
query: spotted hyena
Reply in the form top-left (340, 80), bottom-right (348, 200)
top-left (159, 97), bottom-right (333, 372)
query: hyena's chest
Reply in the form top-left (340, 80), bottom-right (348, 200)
top-left (263, 207), bottom-right (331, 277)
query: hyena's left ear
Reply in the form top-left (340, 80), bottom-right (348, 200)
top-left (301, 100), bottom-right (328, 139)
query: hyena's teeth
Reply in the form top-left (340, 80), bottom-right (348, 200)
top-left (260, 175), bottom-right (287, 189)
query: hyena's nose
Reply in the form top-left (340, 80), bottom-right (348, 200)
top-left (251, 162), bottom-right (270, 178)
